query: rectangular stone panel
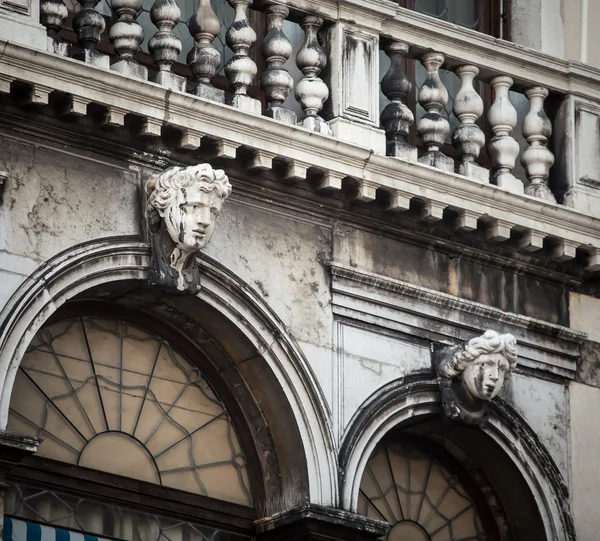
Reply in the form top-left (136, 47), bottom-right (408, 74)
top-left (577, 108), bottom-right (600, 187)
top-left (327, 24), bottom-right (380, 125)
top-left (336, 322), bottom-right (430, 433)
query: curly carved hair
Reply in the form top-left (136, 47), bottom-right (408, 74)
top-left (439, 330), bottom-right (517, 379)
top-left (145, 164), bottom-right (232, 220)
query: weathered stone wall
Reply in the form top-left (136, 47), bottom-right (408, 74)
top-left (0, 134), bottom-right (140, 307)
top-left (0, 125), bottom-right (590, 535)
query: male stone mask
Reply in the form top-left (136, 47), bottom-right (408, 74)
top-left (435, 330), bottom-right (517, 426)
top-left (145, 164), bottom-right (231, 293)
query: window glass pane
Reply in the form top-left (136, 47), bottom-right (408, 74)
top-left (414, 0), bottom-right (479, 29)
top-left (8, 317), bottom-right (252, 507)
top-left (5, 483), bottom-right (252, 541)
top-left (415, 0), bottom-right (446, 18)
top-left (281, 20), bottom-right (305, 117)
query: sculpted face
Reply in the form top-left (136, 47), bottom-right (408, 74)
top-left (164, 183), bottom-right (224, 252)
top-left (461, 352), bottom-right (509, 400)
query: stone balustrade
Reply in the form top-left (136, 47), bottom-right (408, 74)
top-left (34, 0), bottom-right (564, 199)
top-left (5, 0), bottom-right (600, 270)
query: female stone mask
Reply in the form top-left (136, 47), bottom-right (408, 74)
top-left (145, 164), bottom-right (232, 293)
top-left (435, 330), bottom-right (517, 425)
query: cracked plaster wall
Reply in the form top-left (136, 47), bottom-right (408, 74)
top-left (570, 381), bottom-right (600, 541)
top-left (501, 374), bottom-right (569, 480)
top-left (0, 134), bottom-right (577, 512)
top-left (0, 136), bottom-right (140, 307)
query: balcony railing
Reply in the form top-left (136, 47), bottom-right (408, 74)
top-left (34, 0), bottom-right (564, 194)
top-left (2, 0), bottom-right (600, 271)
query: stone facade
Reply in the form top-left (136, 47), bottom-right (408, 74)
top-left (0, 1), bottom-right (599, 540)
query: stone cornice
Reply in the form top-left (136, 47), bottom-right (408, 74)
top-left (0, 430), bottom-right (40, 471)
top-left (1, 41), bottom-right (600, 270)
top-left (327, 261), bottom-right (586, 345)
top-left (255, 503), bottom-right (388, 538)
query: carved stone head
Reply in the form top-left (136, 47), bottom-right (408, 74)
top-left (145, 164), bottom-right (231, 292)
top-left (436, 330), bottom-right (517, 425)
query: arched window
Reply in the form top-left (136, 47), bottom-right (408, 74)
top-left (6, 313), bottom-right (255, 541)
top-left (358, 438), bottom-right (501, 541)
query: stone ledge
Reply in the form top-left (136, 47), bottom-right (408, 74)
top-left (328, 261), bottom-right (583, 379)
top-left (328, 261), bottom-right (586, 344)
top-left (255, 504), bottom-right (388, 541)
top-left (1, 42), bottom-right (600, 271)
top-left (0, 429), bottom-right (40, 471)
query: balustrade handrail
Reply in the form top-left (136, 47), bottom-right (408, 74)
top-left (253, 0), bottom-right (600, 99)
top-left (44, 0), bottom-right (600, 106)
top-left (385, 8), bottom-right (600, 97)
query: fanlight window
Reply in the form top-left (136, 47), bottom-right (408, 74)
top-left (358, 441), bottom-right (488, 541)
top-left (8, 316), bottom-right (251, 507)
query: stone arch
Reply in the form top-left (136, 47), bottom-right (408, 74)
top-left (0, 236), bottom-right (338, 512)
top-left (339, 378), bottom-right (575, 541)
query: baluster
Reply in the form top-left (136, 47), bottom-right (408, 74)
top-left (149, 0), bottom-right (185, 91)
top-left (73, 0), bottom-right (109, 68)
top-left (261, 3), bottom-right (296, 125)
top-left (40, 0), bottom-right (69, 56)
top-left (380, 41), bottom-right (416, 162)
top-left (522, 86), bottom-right (556, 202)
top-left (452, 65), bottom-right (488, 181)
top-left (225, 0), bottom-right (260, 114)
top-left (188, 0), bottom-right (224, 101)
top-left (295, 15), bottom-right (330, 134)
top-left (417, 52), bottom-right (453, 172)
top-left (487, 76), bottom-right (522, 194)
top-left (109, 0), bottom-right (147, 80)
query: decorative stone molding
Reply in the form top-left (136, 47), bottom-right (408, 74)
top-left (327, 261), bottom-right (583, 379)
top-left (3, 44), bottom-right (600, 270)
top-left (326, 23), bottom-right (384, 151)
top-left (328, 261), bottom-right (585, 342)
top-left (255, 504), bottom-right (387, 541)
top-left (0, 430), bottom-right (40, 464)
top-left (435, 330), bottom-right (517, 426)
top-left (337, 380), bottom-right (575, 541)
top-left (144, 164), bottom-right (231, 292)
top-left (0, 239), bottom-right (337, 506)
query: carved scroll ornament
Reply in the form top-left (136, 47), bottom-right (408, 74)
top-left (145, 163), bottom-right (231, 293)
top-left (435, 330), bottom-right (517, 426)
